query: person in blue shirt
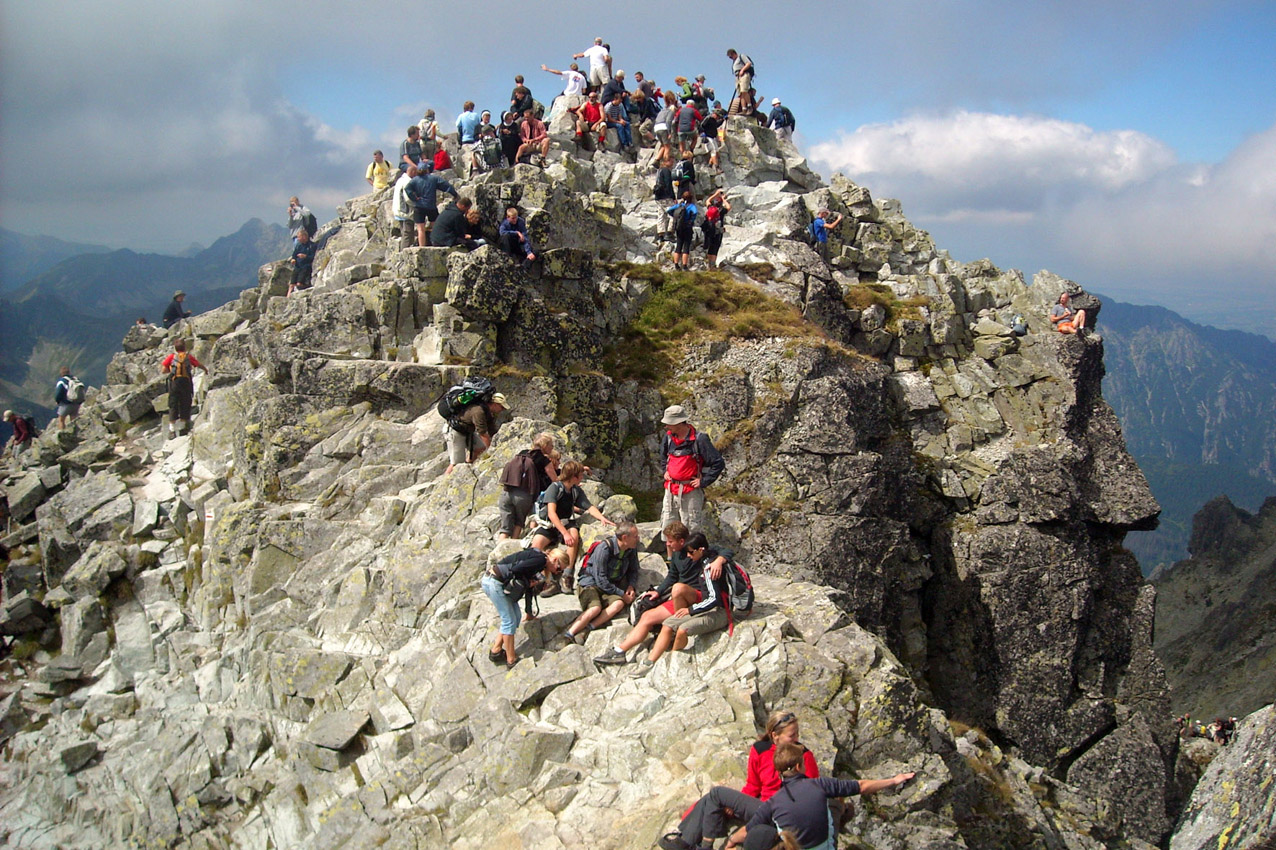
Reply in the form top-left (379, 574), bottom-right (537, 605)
top-left (498, 207), bottom-right (536, 263)
top-left (287, 230), bottom-right (318, 295)
top-left (811, 208), bottom-right (843, 264)
top-left (767, 98), bottom-right (796, 142)
top-left (405, 169), bottom-right (459, 248)
top-left (667, 191), bottom-right (699, 271)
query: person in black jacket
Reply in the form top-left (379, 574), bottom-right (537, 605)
top-left (430, 197), bottom-right (484, 250)
top-left (726, 743), bottom-right (915, 850)
top-left (641, 538), bottom-right (732, 671)
top-left (162, 290), bottom-right (191, 328)
top-left (482, 546), bottom-right (570, 667)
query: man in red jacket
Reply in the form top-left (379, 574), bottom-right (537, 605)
top-left (658, 405), bottom-right (725, 533)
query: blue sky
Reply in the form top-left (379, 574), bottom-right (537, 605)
top-left (3, 0), bottom-right (1274, 335)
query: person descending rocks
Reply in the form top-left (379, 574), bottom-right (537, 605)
top-left (161, 337), bottom-right (208, 439)
top-left (443, 388), bottom-right (506, 474)
top-left (2, 410), bottom-right (34, 460)
top-left (659, 710), bottom-right (821, 850)
top-left (701, 188), bottom-right (730, 270)
top-left (529, 459), bottom-right (615, 594)
top-left (557, 521), bottom-right (640, 646)
top-left (667, 191), bottom-right (699, 272)
top-left (54, 365), bottom-right (84, 430)
top-left (406, 166), bottom-right (459, 248)
top-left (496, 432), bottom-right (558, 540)
top-left (725, 743), bottom-right (915, 850)
top-left (658, 404), bottom-right (725, 530)
top-left (481, 546), bottom-right (570, 668)
top-left (676, 97), bottom-right (703, 156)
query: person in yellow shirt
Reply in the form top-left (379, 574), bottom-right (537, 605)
top-left (365, 150), bottom-right (392, 191)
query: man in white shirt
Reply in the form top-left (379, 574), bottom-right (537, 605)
top-left (574, 37), bottom-right (611, 90)
top-left (542, 62), bottom-right (586, 97)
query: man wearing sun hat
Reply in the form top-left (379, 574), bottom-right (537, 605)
top-left (444, 391), bottom-right (509, 474)
top-left (767, 98), bottom-right (795, 142)
top-left (658, 404), bottom-right (725, 532)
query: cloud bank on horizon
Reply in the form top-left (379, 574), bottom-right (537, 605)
top-left (2, 0), bottom-right (1273, 334)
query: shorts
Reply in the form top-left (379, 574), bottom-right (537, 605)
top-left (589, 65), bottom-right (611, 88)
top-left (664, 606), bottom-right (729, 635)
top-left (679, 131), bottom-right (698, 149)
top-left (532, 522), bottom-right (576, 547)
top-left (56, 402), bottom-right (82, 418)
top-left (703, 230), bottom-right (724, 255)
top-left (1057, 321), bottom-right (1076, 333)
top-left (444, 424), bottom-right (484, 464)
top-left (497, 487), bottom-right (536, 535)
top-left (412, 206), bottom-right (439, 224)
top-left (659, 591), bottom-right (702, 616)
top-left (579, 585), bottom-right (625, 612)
top-left (703, 136), bottom-right (718, 156)
top-left (654, 125), bottom-right (670, 143)
top-left (736, 72), bottom-right (753, 94)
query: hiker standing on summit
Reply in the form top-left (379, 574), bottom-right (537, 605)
top-left (573, 37), bottom-right (611, 91)
top-left (658, 405), bottom-right (725, 532)
top-left (726, 48), bottom-right (755, 115)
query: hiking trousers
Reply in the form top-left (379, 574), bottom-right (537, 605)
top-left (660, 486), bottom-right (704, 531)
top-left (678, 786), bottom-right (763, 844)
top-left (168, 376), bottom-right (194, 423)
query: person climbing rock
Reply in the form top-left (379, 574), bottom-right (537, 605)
top-left (530, 459), bottom-right (614, 593)
top-left (482, 546), bottom-right (570, 668)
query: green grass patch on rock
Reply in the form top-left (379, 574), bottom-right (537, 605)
top-left (604, 265), bottom-right (822, 385)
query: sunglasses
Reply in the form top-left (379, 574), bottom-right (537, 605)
top-left (773, 712), bottom-right (796, 730)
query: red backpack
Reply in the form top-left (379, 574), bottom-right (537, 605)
top-left (434, 149), bottom-right (453, 171)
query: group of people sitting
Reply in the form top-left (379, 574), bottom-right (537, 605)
top-left (1177, 714), bottom-right (1236, 745)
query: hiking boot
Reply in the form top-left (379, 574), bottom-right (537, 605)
top-left (561, 568), bottom-right (575, 592)
top-left (658, 833), bottom-right (694, 850)
top-left (572, 629), bottom-right (589, 646)
top-left (593, 648), bottom-right (628, 666)
top-left (634, 659), bottom-right (655, 678)
top-left (488, 649), bottom-right (505, 664)
top-left (539, 581), bottom-right (561, 598)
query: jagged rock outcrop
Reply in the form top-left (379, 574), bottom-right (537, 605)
top-left (1168, 704), bottom-right (1276, 850)
top-left (0, 118), bottom-right (1180, 849)
top-left (1152, 495), bottom-right (1276, 719)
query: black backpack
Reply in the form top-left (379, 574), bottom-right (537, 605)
top-left (20, 414), bottom-right (40, 439)
top-left (301, 211), bottom-right (318, 238)
top-left (724, 561), bottom-right (754, 615)
top-left (437, 376), bottom-right (494, 432)
top-left (669, 202), bottom-right (692, 231)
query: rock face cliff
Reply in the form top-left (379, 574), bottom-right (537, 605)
top-left (1152, 495), bottom-right (1276, 720)
top-left (1, 120), bottom-right (1178, 848)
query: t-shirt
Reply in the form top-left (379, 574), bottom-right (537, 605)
top-left (399, 138), bottom-right (423, 165)
top-left (161, 352), bottom-right (205, 372)
top-left (366, 159), bottom-right (392, 190)
top-left (453, 402), bottom-right (494, 438)
top-left (604, 101), bottom-right (626, 123)
top-left (562, 70), bottom-right (586, 96)
top-left (456, 111), bottom-right (482, 143)
top-left (1051, 304), bottom-right (1073, 320)
top-left (812, 217), bottom-right (829, 243)
top-left (582, 44), bottom-right (609, 71)
top-left (540, 480), bottom-right (591, 524)
top-left (733, 54), bottom-right (753, 77)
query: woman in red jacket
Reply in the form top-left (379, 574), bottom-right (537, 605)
top-left (659, 710), bottom-right (819, 850)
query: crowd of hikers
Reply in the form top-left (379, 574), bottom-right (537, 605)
top-left (282, 40), bottom-right (809, 290)
top-left (1177, 714), bottom-right (1237, 745)
top-left (431, 368), bottom-right (916, 848)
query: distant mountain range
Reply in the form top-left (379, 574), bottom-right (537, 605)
top-left (0, 218), bottom-right (290, 419)
top-left (1098, 297), bottom-right (1276, 571)
top-left (0, 229), bottom-right (112, 292)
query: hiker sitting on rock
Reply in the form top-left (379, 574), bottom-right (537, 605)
top-left (594, 526), bottom-right (729, 666)
top-left (496, 432), bottom-right (558, 540)
top-left (659, 710), bottom-right (821, 850)
top-left (482, 546), bottom-right (570, 668)
top-left (498, 207), bottom-right (537, 264)
top-left (516, 110), bottom-right (551, 167)
top-left (162, 289), bottom-right (192, 329)
top-left (530, 460), bottom-right (614, 594)
top-left (557, 522), bottom-right (640, 646)
top-left (444, 391), bottom-right (507, 475)
top-left (640, 535), bottom-right (733, 673)
top-left (726, 743), bottom-right (915, 850)
top-left (659, 405), bottom-right (725, 531)
top-left (1050, 292), bottom-right (1088, 335)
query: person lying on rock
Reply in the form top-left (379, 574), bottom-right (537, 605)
top-left (1049, 292), bottom-right (1088, 335)
top-left (482, 546), bottom-right (570, 668)
top-left (557, 522), bottom-right (640, 646)
top-left (530, 460), bottom-right (614, 593)
top-left (637, 534), bottom-right (732, 675)
top-left (725, 743), bottom-right (915, 850)
top-left (594, 528), bottom-right (729, 666)
top-left (658, 710), bottom-right (821, 850)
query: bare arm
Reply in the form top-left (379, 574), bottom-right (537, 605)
top-left (857, 772), bottom-right (915, 795)
top-left (541, 64), bottom-right (564, 75)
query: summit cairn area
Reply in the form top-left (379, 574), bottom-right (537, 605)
top-left (2, 98), bottom-right (1225, 850)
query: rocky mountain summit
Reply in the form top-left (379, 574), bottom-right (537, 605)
top-left (0, 119), bottom-right (1236, 849)
top-left (1152, 495), bottom-right (1276, 720)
